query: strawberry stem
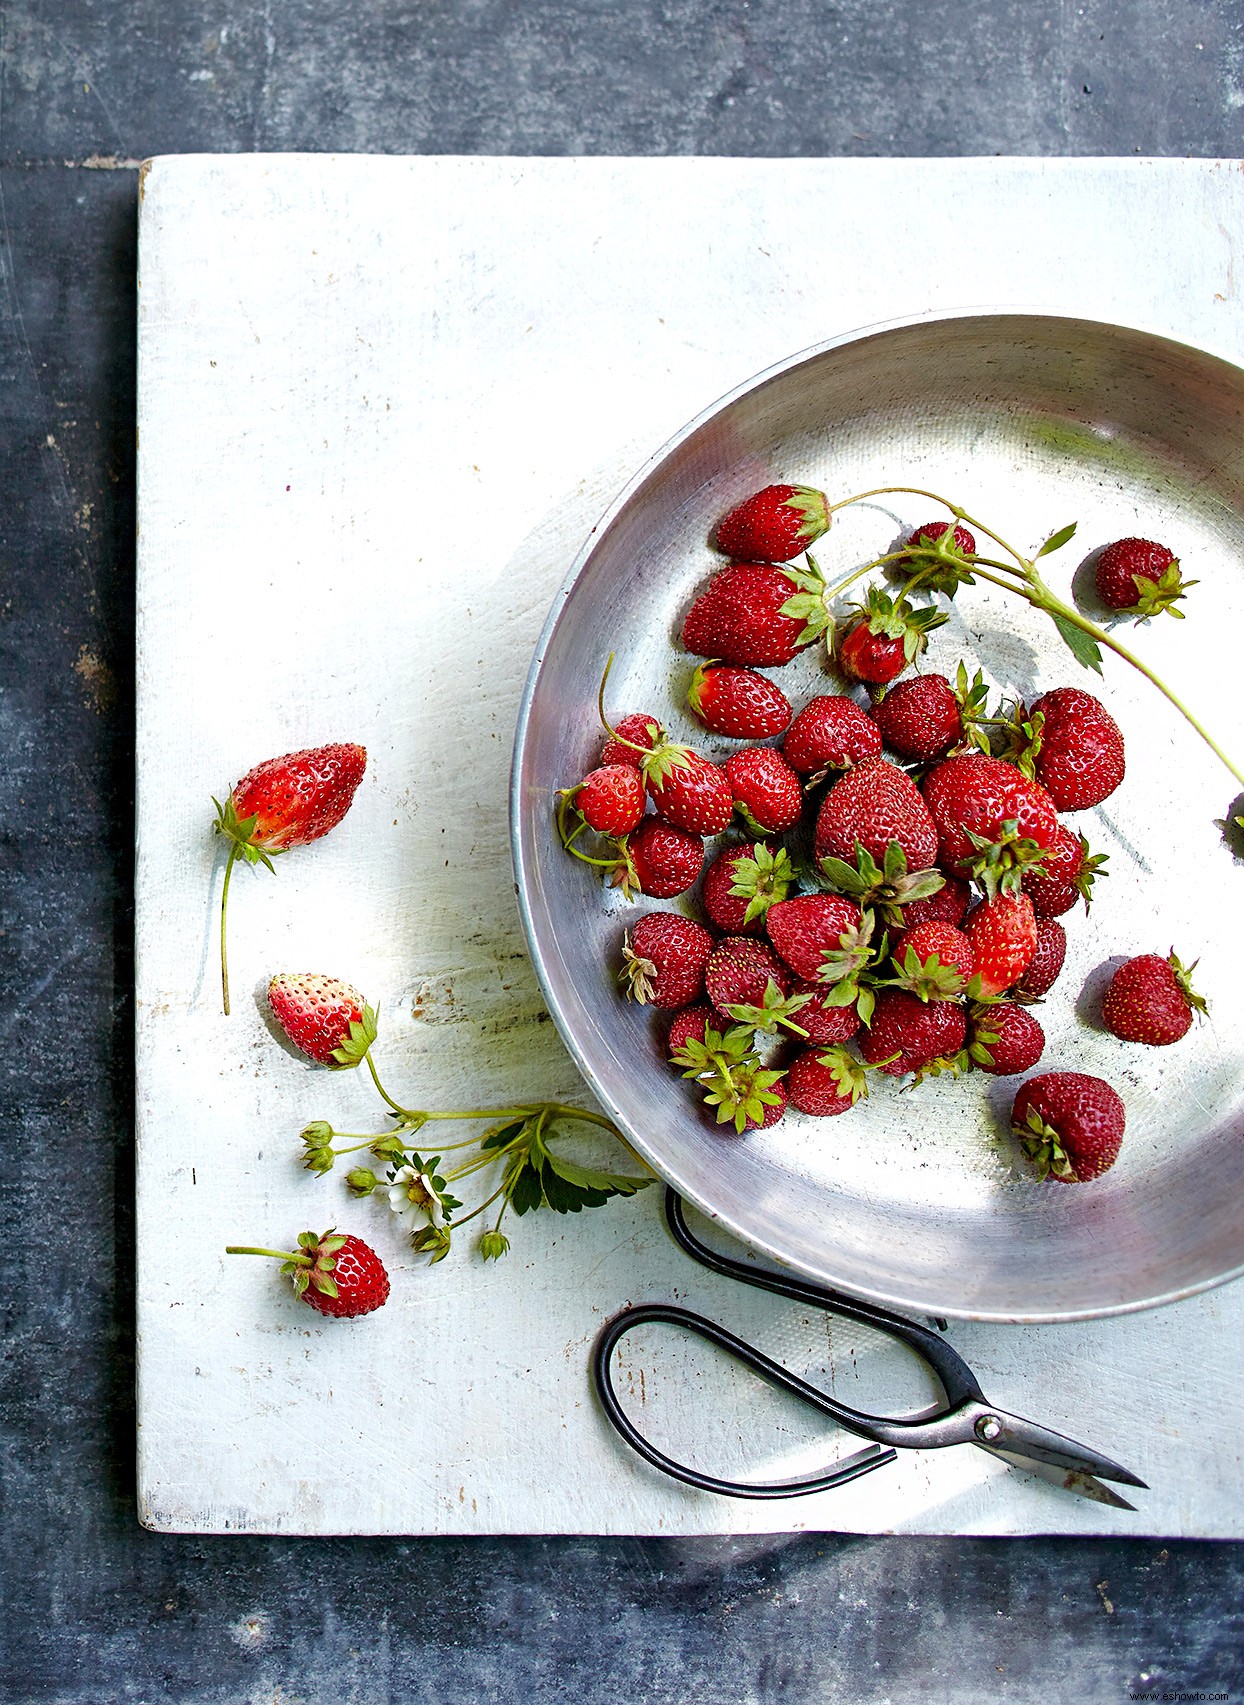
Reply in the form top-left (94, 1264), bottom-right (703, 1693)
top-left (225, 1245), bottom-right (301, 1262)
top-left (220, 842), bottom-right (240, 1016)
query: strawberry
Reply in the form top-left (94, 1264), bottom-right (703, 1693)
top-left (620, 913), bottom-right (714, 1008)
top-left (922, 752), bottom-right (1058, 892)
top-left (961, 893), bottom-right (1029, 995)
top-left (1028, 688), bottom-right (1125, 812)
top-left (705, 938), bottom-right (808, 1035)
top-left (1101, 951), bottom-right (1207, 1046)
top-left (968, 1002), bottom-right (1045, 1076)
top-left (639, 743), bottom-right (734, 836)
top-left (789, 981), bottom-right (861, 1045)
top-left (1011, 1072), bottom-right (1125, 1182)
top-left (1095, 537), bottom-right (1194, 619)
top-left (858, 988), bottom-right (967, 1074)
top-left (870, 673), bottom-right (962, 762)
top-left (714, 483), bottom-right (830, 563)
top-left (837, 588), bottom-right (947, 685)
top-left (671, 1022), bottom-right (787, 1132)
top-left (1017, 918), bottom-right (1067, 998)
top-left (688, 663), bottom-right (792, 739)
top-left (702, 842), bottom-right (794, 934)
top-left (786, 1046), bottom-right (873, 1117)
top-left (574, 765), bottom-right (646, 835)
top-left (682, 563), bottom-right (814, 667)
top-left (601, 713), bottom-right (663, 768)
top-left (1022, 824), bottom-right (1107, 918)
top-left (902, 520), bottom-right (977, 567)
top-left (965, 892), bottom-right (1038, 997)
top-left (212, 742), bottom-right (367, 1015)
top-left (814, 756), bottom-right (939, 872)
top-left (781, 694), bottom-right (883, 774)
top-left (618, 816), bottom-right (704, 899)
top-left (888, 922), bottom-right (975, 1000)
top-left (899, 873), bottom-right (970, 929)
top-left (666, 1004), bottom-right (726, 1057)
top-left (226, 1229), bottom-right (390, 1318)
top-left (268, 972), bottom-right (377, 1068)
top-left (765, 893), bottom-right (863, 982)
top-left (723, 747), bottom-right (803, 834)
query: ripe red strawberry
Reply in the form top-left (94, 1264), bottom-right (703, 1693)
top-left (790, 981), bottom-right (861, 1045)
top-left (1029, 688), bottom-right (1125, 812)
top-left (620, 816), bottom-right (704, 899)
top-left (1017, 918), bottom-right (1067, 998)
top-left (1022, 823), bottom-right (1106, 918)
top-left (1101, 952), bottom-right (1207, 1046)
top-left (667, 1004), bottom-right (726, 1057)
top-left (837, 587), bottom-right (947, 685)
top-left (814, 756), bottom-right (939, 872)
top-left (620, 913), bottom-right (714, 1008)
top-left (965, 892), bottom-right (1038, 997)
top-left (226, 1229), bottom-right (390, 1318)
top-left (968, 1002), bottom-right (1045, 1075)
top-left (765, 893), bottom-right (863, 982)
top-left (702, 841), bottom-right (794, 934)
top-left (1095, 537), bottom-right (1193, 618)
top-left (871, 673), bottom-right (962, 762)
top-left (601, 713), bottom-right (663, 768)
top-left (902, 520), bottom-right (977, 562)
top-left (839, 620), bottom-right (906, 685)
top-left (682, 563), bottom-right (814, 667)
top-left (642, 745), bottom-right (734, 835)
top-left (268, 972), bottom-right (375, 1068)
top-left (786, 1046), bottom-right (871, 1116)
top-left (1012, 1072), bottom-right (1125, 1182)
top-left (705, 937), bottom-right (792, 1016)
top-left (688, 664), bottom-right (792, 739)
top-left (782, 694), bottom-right (883, 774)
top-left (858, 988), bottom-right (967, 1074)
top-left (899, 873), bottom-right (970, 929)
top-left (714, 483), bottom-right (831, 563)
top-left (922, 753), bottom-right (1058, 884)
top-left (889, 922), bottom-right (975, 1000)
top-left (575, 765), bottom-right (646, 835)
top-left (213, 742), bottom-right (367, 1015)
top-left (723, 747), bottom-right (803, 834)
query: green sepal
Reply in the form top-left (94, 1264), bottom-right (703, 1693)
top-left (210, 793), bottom-right (282, 872)
top-left (479, 1230), bottom-right (511, 1261)
top-left (412, 1223), bottom-right (453, 1263)
top-left (816, 837), bottom-right (945, 927)
top-left (899, 523), bottom-right (978, 596)
top-left (728, 842), bottom-right (796, 924)
top-left (345, 1167), bottom-right (379, 1196)
top-left (721, 978), bottom-right (812, 1038)
top-left (958, 820), bottom-right (1050, 900)
top-left (1124, 561), bottom-right (1197, 622)
top-left (883, 945), bottom-right (967, 1003)
top-left (952, 661), bottom-right (995, 755)
top-left (330, 1003), bottom-right (379, 1069)
top-left (779, 552), bottom-right (832, 645)
top-left (1014, 1106), bottom-right (1077, 1181)
top-left (1168, 951), bottom-right (1209, 1019)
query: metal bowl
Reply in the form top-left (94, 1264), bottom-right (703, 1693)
top-left (511, 310), bottom-right (1244, 1323)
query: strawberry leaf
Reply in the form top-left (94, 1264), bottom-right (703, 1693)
top-left (1036, 522), bottom-right (1077, 558)
top-left (1049, 612), bottom-right (1103, 674)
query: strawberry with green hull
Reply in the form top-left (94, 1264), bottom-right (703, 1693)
top-left (789, 982), bottom-right (862, 1045)
top-left (967, 1002), bottom-right (1045, 1076)
top-left (1101, 952), bottom-right (1207, 1045)
top-left (1012, 1072), bottom-right (1126, 1182)
top-left (899, 873), bottom-right (970, 929)
top-left (1022, 825), bottom-right (1107, 918)
top-left (666, 1005), bottom-right (732, 1058)
top-left (899, 521), bottom-right (978, 587)
top-left (600, 713), bottom-right (662, 768)
top-left (765, 892), bottom-right (864, 984)
top-left (705, 938), bottom-right (810, 1038)
top-left (620, 913), bottom-right (714, 1009)
top-left (688, 663), bottom-right (792, 739)
top-left (921, 753), bottom-right (1058, 893)
top-left (781, 694), bottom-right (882, 774)
top-left (786, 1046), bottom-right (884, 1116)
top-left (212, 742), bottom-right (367, 1016)
top-left (702, 842), bottom-right (794, 935)
top-left (682, 562), bottom-right (818, 668)
top-left (815, 757), bottom-right (939, 873)
top-left (1095, 537), bottom-right (1194, 619)
top-left (1027, 689), bottom-right (1125, 813)
top-left (714, 483), bottom-right (831, 563)
top-left (670, 1020), bottom-right (787, 1132)
top-left (838, 587), bottom-right (948, 685)
top-left (572, 765), bottom-right (647, 835)
top-left (269, 972), bottom-right (378, 1069)
top-left (723, 746), bottom-right (803, 835)
top-left (858, 989), bottom-right (967, 1076)
top-left (870, 673), bottom-right (963, 763)
top-left (615, 816), bottom-right (704, 899)
top-left (226, 1230), bottom-right (390, 1318)
top-left (886, 921), bottom-right (975, 1001)
top-left (815, 838), bottom-right (948, 930)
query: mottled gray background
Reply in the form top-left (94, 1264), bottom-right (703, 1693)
top-left (2, 2), bottom-right (1243, 1700)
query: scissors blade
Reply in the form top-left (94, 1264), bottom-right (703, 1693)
top-left (978, 1444), bottom-right (1138, 1510)
top-left (975, 1408), bottom-right (1147, 1491)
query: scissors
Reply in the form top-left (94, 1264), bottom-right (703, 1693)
top-left (592, 1188), bottom-right (1147, 1508)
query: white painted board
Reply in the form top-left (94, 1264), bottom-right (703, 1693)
top-left (136, 154), bottom-right (1244, 1536)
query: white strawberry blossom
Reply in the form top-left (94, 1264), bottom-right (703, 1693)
top-left (387, 1165), bottom-right (446, 1230)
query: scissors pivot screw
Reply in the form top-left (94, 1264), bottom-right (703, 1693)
top-left (975, 1415), bottom-right (1003, 1442)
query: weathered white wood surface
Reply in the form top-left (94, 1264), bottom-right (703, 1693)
top-left (136, 154), bottom-right (1244, 1536)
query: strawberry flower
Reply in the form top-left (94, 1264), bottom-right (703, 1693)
top-left (387, 1164), bottom-right (448, 1230)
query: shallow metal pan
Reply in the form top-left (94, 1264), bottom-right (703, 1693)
top-left (511, 310), bottom-right (1244, 1322)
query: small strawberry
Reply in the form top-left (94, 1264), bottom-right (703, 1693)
top-left (268, 973), bottom-right (377, 1068)
top-left (965, 891), bottom-right (1038, 997)
top-left (814, 756), bottom-right (939, 873)
top-left (212, 742), bottom-right (367, 1015)
top-left (858, 988), bottom-right (967, 1075)
top-left (899, 520), bottom-right (979, 594)
top-left (723, 746), bottom-right (803, 835)
top-left (922, 752), bottom-right (1058, 892)
top-left (815, 839), bottom-right (949, 929)
top-left (1095, 537), bottom-right (1194, 619)
top-left (706, 938), bottom-right (809, 1036)
top-left (601, 713), bottom-right (663, 768)
top-left (702, 842), bottom-right (795, 934)
top-left (714, 483), bottom-right (831, 563)
top-left (687, 663), bottom-right (792, 739)
top-left (671, 1022), bottom-right (787, 1132)
top-left (573, 765), bottom-right (647, 836)
top-left (765, 892), bottom-right (863, 983)
top-left (887, 922), bottom-right (975, 1001)
top-left (838, 587), bottom-right (948, 685)
top-left (871, 672), bottom-right (962, 762)
top-left (789, 981), bottom-right (862, 1045)
top-left (1022, 824), bottom-right (1107, 918)
top-left (1011, 1072), bottom-right (1125, 1182)
top-left (899, 873), bottom-right (971, 929)
top-left (635, 740), bottom-right (734, 836)
top-left (616, 816), bottom-right (704, 900)
top-left (967, 1002), bottom-right (1045, 1076)
top-left (781, 694), bottom-right (883, 774)
top-left (620, 913), bottom-right (715, 1008)
top-left (1101, 951), bottom-right (1207, 1046)
top-left (682, 563), bottom-right (815, 667)
top-left (226, 1229), bottom-right (390, 1318)
top-left (666, 1004), bottom-right (727, 1058)
top-left (786, 1045), bottom-right (876, 1116)
top-left (1017, 918), bottom-right (1067, 999)
top-left (1028, 688), bottom-right (1125, 812)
